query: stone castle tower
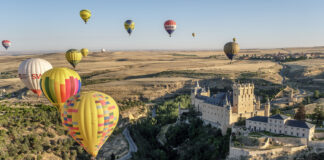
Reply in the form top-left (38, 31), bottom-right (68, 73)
top-left (232, 83), bottom-right (255, 115)
top-left (265, 98), bottom-right (270, 117)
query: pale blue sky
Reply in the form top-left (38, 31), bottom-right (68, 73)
top-left (0, 0), bottom-right (324, 52)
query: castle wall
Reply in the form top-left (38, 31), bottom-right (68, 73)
top-left (193, 98), bottom-right (230, 135)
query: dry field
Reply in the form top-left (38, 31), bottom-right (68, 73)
top-left (0, 48), bottom-right (323, 103)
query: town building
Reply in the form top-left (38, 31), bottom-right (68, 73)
top-left (246, 114), bottom-right (315, 140)
top-left (191, 82), bottom-right (270, 135)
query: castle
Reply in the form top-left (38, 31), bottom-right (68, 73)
top-left (191, 82), bottom-right (270, 135)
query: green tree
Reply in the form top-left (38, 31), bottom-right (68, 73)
top-left (271, 108), bottom-right (281, 115)
top-left (294, 104), bottom-right (306, 120)
top-left (311, 105), bottom-right (324, 125)
top-left (314, 90), bottom-right (320, 99)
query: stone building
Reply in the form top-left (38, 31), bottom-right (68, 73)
top-left (246, 114), bottom-right (315, 140)
top-left (191, 82), bottom-right (270, 135)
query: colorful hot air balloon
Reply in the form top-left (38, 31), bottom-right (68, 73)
top-left (224, 38), bottom-right (240, 61)
top-left (192, 33), bottom-right (196, 38)
top-left (66, 49), bottom-right (82, 68)
top-left (80, 9), bottom-right (91, 24)
top-left (2, 40), bottom-right (11, 50)
top-left (62, 91), bottom-right (119, 158)
top-left (124, 20), bottom-right (135, 36)
top-left (164, 20), bottom-right (176, 37)
top-left (18, 58), bottom-right (53, 97)
top-left (40, 67), bottom-right (81, 112)
top-left (81, 48), bottom-right (89, 57)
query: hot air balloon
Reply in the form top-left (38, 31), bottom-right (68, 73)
top-left (62, 91), bottom-right (119, 158)
top-left (18, 58), bottom-right (53, 97)
top-left (224, 38), bottom-right (240, 62)
top-left (80, 9), bottom-right (91, 24)
top-left (164, 20), bottom-right (176, 37)
top-left (101, 48), bottom-right (106, 53)
top-left (124, 20), bottom-right (135, 36)
top-left (2, 40), bottom-right (11, 50)
top-left (40, 67), bottom-right (81, 112)
top-left (66, 49), bottom-right (82, 68)
top-left (192, 33), bottom-right (196, 38)
top-left (81, 48), bottom-right (89, 57)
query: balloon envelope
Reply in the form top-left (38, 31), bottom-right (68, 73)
top-left (81, 48), bottom-right (89, 57)
top-left (62, 91), bottom-right (119, 157)
top-left (66, 49), bottom-right (82, 68)
top-left (40, 67), bottom-right (81, 112)
top-left (224, 38), bottom-right (240, 61)
top-left (164, 20), bottom-right (176, 37)
top-left (192, 33), bottom-right (195, 38)
top-left (124, 20), bottom-right (135, 35)
top-left (2, 40), bottom-right (11, 50)
top-left (80, 9), bottom-right (91, 24)
top-left (18, 58), bottom-right (53, 97)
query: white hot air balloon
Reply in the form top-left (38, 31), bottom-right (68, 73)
top-left (101, 48), bottom-right (106, 53)
top-left (18, 58), bottom-right (53, 97)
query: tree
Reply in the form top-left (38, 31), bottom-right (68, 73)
top-left (311, 105), bottom-right (324, 125)
top-left (314, 90), bottom-right (320, 99)
top-left (294, 104), bottom-right (306, 120)
top-left (110, 153), bottom-right (116, 160)
top-left (271, 108), bottom-right (281, 115)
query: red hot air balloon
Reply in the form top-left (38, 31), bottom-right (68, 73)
top-left (2, 40), bottom-right (11, 50)
top-left (164, 20), bottom-right (176, 37)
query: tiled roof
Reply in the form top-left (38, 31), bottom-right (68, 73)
top-left (247, 116), bottom-right (268, 123)
top-left (285, 120), bottom-right (315, 129)
top-left (269, 114), bottom-right (289, 120)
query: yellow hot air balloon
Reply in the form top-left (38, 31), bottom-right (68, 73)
top-left (66, 49), bottom-right (82, 68)
top-left (224, 37), bottom-right (240, 61)
top-left (40, 67), bottom-right (81, 112)
top-left (62, 91), bottom-right (119, 158)
top-left (81, 48), bottom-right (89, 57)
top-left (80, 9), bottom-right (91, 24)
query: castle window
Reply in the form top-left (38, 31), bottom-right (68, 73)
top-left (270, 120), bottom-right (272, 122)
top-left (302, 133), bottom-right (305, 137)
top-left (297, 133), bottom-right (299, 136)
top-left (285, 131), bottom-right (287, 134)
top-left (291, 132), bottom-right (293, 135)
top-left (303, 129), bottom-right (305, 131)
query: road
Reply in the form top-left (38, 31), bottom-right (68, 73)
top-left (117, 127), bottom-right (138, 160)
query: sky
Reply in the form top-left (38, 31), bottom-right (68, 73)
top-left (1, 0), bottom-right (324, 52)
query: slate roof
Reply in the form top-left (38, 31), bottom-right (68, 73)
top-left (285, 120), bottom-right (315, 129)
top-left (247, 114), bottom-right (315, 129)
top-left (247, 116), bottom-right (268, 123)
top-left (269, 114), bottom-right (289, 120)
top-left (196, 92), bottom-right (233, 107)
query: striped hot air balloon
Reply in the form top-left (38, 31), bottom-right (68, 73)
top-left (80, 9), bottom-right (91, 24)
top-left (2, 40), bottom-right (11, 50)
top-left (40, 67), bottom-right (81, 112)
top-left (18, 58), bottom-right (53, 97)
top-left (164, 20), bottom-right (176, 37)
top-left (66, 49), bottom-right (83, 68)
top-left (62, 91), bottom-right (119, 158)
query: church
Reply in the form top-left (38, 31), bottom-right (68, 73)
top-left (191, 82), bottom-right (270, 135)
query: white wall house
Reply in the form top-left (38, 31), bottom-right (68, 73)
top-left (246, 114), bottom-right (315, 141)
